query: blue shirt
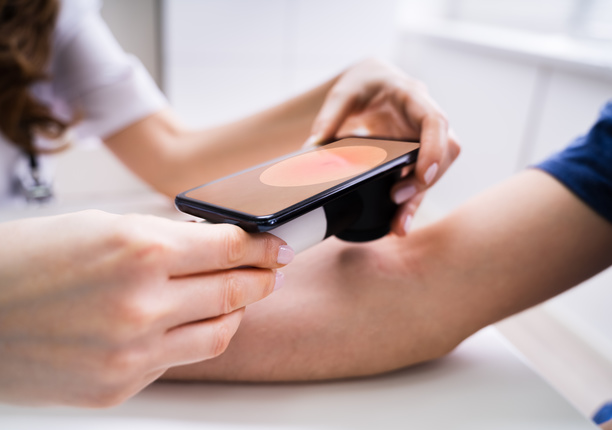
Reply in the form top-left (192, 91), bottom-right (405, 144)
top-left (536, 101), bottom-right (612, 224)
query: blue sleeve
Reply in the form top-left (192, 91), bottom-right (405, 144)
top-left (535, 101), bottom-right (612, 224)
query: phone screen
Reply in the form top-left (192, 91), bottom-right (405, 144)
top-left (176, 137), bottom-right (419, 229)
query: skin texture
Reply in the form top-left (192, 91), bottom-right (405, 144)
top-left (1, 58), bottom-right (458, 406)
top-left (162, 170), bottom-right (612, 381)
top-left (0, 211), bottom-right (290, 406)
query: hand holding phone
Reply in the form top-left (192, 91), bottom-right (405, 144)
top-left (176, 137), bottom-right (419, 252)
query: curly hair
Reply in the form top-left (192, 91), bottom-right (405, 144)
top-left (0, 0), bottom-right (68, 155)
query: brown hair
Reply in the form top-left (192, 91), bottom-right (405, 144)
top-left (0, 0), bottom-right (68, 155)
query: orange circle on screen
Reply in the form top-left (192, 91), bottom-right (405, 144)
top-left (260, 146), bottom-right (387, 187)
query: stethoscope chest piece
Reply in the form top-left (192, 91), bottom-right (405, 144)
top-left (13, 153), bottom-right (54, 204)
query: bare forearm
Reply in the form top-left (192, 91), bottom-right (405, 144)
top-left (163, 235), bottom-right (444, 382)
top-left (424, 169), bottom-right (612, 333)
top-left (162, 170), bottom-right (612, 382)
top-left (104, 78), bottom-right (337, 196)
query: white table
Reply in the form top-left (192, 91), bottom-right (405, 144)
top-left (0, 196), bottom-right (599, 429)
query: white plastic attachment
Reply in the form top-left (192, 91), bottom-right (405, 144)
top-left (267, 207), bottom-right (327, 254)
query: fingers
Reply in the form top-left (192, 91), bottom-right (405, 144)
top-left (399, 89), bottom-right (448, 183)
top-left (68, 309), bottom-right (247, 406)
top-left (417, 116), bottom-right (445, 185)
top-left (335, 101), bottom-right (415, 141)
top-left (304, 89), bottom-right (361, 148)
top-left (164, 268), bottom-right (281, 326)
top-left (417, 119), bottom-right (460, 185)
top-left (404, 89), bottom-right (461, 186)
top-left (302, 60), bottom-right (460, 233)
top-left (160, 221), bottom-right (294, 276)
top-left (159, 308), bottom-right (245, 367)
top-left (391, 190), bottom-right (427, 236)
top-left (390, 110), bottom-right (460, 230)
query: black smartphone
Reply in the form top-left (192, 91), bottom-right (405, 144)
top-left (175, 137), bottom-right (419, 241)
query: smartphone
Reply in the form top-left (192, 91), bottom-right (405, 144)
top-left (175, 137), bottom-right (419, 242)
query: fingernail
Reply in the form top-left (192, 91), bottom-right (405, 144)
top-left (403, 215), bottom-right (413, 234)
top-left (424, 163), bottom-right (438, 185)
top-left (277, 245), bottom-right (295, 265)
top-left (351, 126), bottom-right (370, 137)
top-left (274, 271), bottom-right (285, 291)
top-left (393, 185), bottom-right (417, 205)
top-left (303, 134), bottom-right (321, 149)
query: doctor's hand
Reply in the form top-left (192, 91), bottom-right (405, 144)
top-left (306, 58), bottom-right (461, 235)
top-left (0, 210), bottom-right (290, 407)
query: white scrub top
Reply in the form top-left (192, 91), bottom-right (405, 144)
top-left (0, 0), bottom-right (167, 206)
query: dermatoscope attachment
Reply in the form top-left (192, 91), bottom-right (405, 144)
top-left (330, 168), bottom-right (400, 242)
top-left (267, 168), bottom-right (401, 253)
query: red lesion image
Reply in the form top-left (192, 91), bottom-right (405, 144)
top-left (260, 146), bottom-right (387, 187)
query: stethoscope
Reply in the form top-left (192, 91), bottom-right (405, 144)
top-left (19, 152), bottom-right (54, 203)
top-left (16, 125), bottom-right (76, 203)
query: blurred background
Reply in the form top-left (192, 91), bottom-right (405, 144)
top-left (54, 0), bottom-right (612, 415)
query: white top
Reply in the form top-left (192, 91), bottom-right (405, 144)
top-left (0, 0), bottom-right (167, 206)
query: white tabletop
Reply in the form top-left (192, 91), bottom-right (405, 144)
top-left (0, 196), bottom-right (599, 429)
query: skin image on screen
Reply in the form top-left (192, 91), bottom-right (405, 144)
top-left (181, 138), bottom-right (419, 218)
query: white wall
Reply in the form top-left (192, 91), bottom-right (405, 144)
top-left (162, 0), bottom-right (397, 128)
top-left (100, 0), bottom-right (162, 86)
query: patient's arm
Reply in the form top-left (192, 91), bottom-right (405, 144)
top-left (162, 169), bottom-right (612, 381)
